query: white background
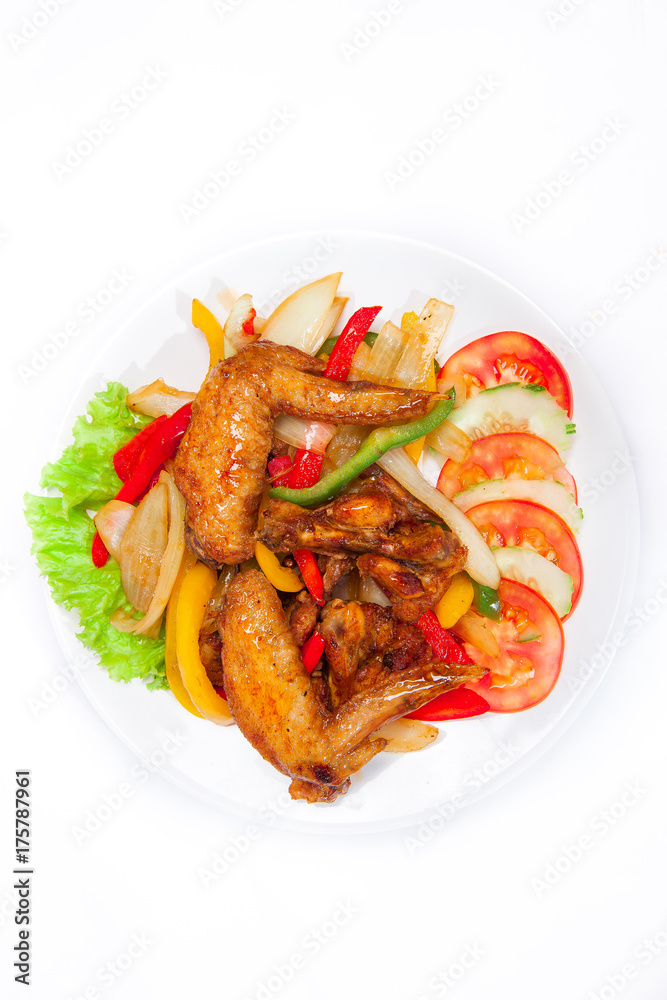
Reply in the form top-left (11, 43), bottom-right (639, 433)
top-left (2, 1), bottom-right (667, 998)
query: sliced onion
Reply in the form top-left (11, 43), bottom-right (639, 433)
top-left (132, 471), bottom-right (186, 636)
top-left (331, 570), bottom-right (360, 602)
top-left (362, 321), bottom-right (407, 384)
top-left (126, 379), bottom-right (195, 417)
top-left (325, 425), bottom-right (367, 468)
top-left (348, 341), bottom-right (372, 381)
top-left (94, 500), bottom-right (135, 562)
top-left (260, 273), bottom-right (342, 355)
top-left (223, 293), bottom-right (259, 356)
top-left (272, 415), bottom-right (337, 454)
top-left (118, 480), bottom-right (169, 613)
top-left (317, 296), bottom-right (349, 342)
top-left (425, 419), bottom-right (471, 464)
top-left (373, 718), bottom-right (439, 752)
top-left (451, 609), bottom-right (499, 658)
top-left (394, 299), bottom-right (454, 389)
top-left (376, 448), bottom-right (500, 588)
top-left (444, 375), bottom-right (467, 408)
top-left (109, 608), bottom-right (144, 633)
top-left (358, 575), bottom-right (391, 606)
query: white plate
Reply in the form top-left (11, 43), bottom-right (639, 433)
top-left (46, 231), bottom-right (640, 833)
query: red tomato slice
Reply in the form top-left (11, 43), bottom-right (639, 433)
top-left (436, 432), bottom-right (577, 500)
top-left (439, 332), bottom-right (573, 416)
top-left (463, 579), bottom-right (564, 711)
top-left (466, 499), bottom-right (583, 619)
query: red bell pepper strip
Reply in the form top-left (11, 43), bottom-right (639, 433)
top-left (136, 463), bottom-right (165, 504)
top-left (287, 449), bottom-right (324, 489)
top-left (416, 610), bottom-right (473, 666)
top-left (324, 305), bottom-right (382, 381)
top-left (91, 532), bottom-right (110, 568)
top-left (408, 687), bottom-right (490, 722)
top-left (113, 415), bottom-right (167, 482)
top-left (285, 307), bottom-right (383, 490)
top-left (116, 402), bottom-right (191, 503)
top-left (301, 631), bottom-right (325, 673)
top-left (92, 402), bottom-right (193, 567)
top-left (268, 455), bottom-right (293, 486)
top-left (293, 549), bottom-right (325, 606)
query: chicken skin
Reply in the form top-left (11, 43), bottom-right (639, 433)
top-left (259, 487), bottom-right (466, 622)
top-left (220, 570), bottom-right (482, 802)
top-left (174, 341), bottom-right (435, 566)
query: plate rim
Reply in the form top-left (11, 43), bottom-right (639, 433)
top-left (40, 228), bottom-right (641, 833)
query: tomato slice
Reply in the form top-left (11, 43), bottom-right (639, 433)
top-left (463, 579), bottom-right (564, 711)
top-left (436, 432), bottom-right (577, 500)
top-left (439, 332), bottom-right (573, 417)
top-left (466, 499), bottom-right (583, 619)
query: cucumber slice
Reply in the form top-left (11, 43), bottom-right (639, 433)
top-left (453, 478), bottom-right (583, 534)
top-left (448, 383), bottom-right (575, 457)
top-left (493, 547), bottom-right (573, 618)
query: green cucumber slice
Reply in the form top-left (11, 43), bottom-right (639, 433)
top-left (448, 383), bottom-right (575, 457)
top-left (493, 547), bottom-right (574, 618)
top-left (453, 478), bottom-right (583, 534)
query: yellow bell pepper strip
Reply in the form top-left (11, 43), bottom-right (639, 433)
top-left (270, 396), bottom-right (454, 507)
top-left (434, 571), bottom-right (474, 629)
top-left (176, 561), bottom-right (233, 725)
top-left (164, 550), bottom-right (202, 718)
top-left (254, 541), bottom-right (304, 593)
top-left (401, 310), bottom-right (421, 334)
top-left (192, 298), bottom-right (225, 368)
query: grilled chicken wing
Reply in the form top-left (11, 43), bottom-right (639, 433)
top-left (221, 570), bottom-right (480, 801)
top-left (319, 599), bottom-right (441, 706)
top-left (174, 342), bottom-right (434, 566)
top-left (260, 488), bottom-right (466, 621)
top-left (260, 491), bottom-right (463, 565)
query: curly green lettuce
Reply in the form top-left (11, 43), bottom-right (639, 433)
top-left (24, 383), bottom-right (168, 690)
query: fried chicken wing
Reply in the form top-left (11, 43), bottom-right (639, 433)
top-left (174, 342), bottom-right (434, 566)
top-left (260, 488), bottom-right (466, 621)
top-left (319, 599), bottom-right (438, 706)
top-left (221, 570), bottom-right (480, 801)
top-left (260, 492), bottom-right (463, 567)
top-left (357, 552), bottom-right (465, 622)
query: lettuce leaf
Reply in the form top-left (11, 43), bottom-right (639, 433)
top-left (24, 383), bottom-right (167, 690)
top-left (39, 382), bottom-right (150, 513)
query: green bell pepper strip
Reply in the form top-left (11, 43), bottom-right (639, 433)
top-left (471, 580), bottom-right (501, 622)
top-left (269, 396), bottom-right (454, 507)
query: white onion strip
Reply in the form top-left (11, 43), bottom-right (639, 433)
top-left (126, 379), bottom-right (195, 417)
top-left (94, 501), bottom-right (135, 563)
top-left (119, 482), bottom-right (169, 612)
top-left (373, 718), bottom-right (439, 752)
top-left (358, 575), bottom-right (392, 606)
top-left (132, 472), bottom-right (186, 635)
top-left (260, 273), bottom-right (342, 355)
top-left (376, 448), bottom-right (500, 588)
top-left (362, 321), bottom-right (407, 384)
top-left (272, 415), bottom-right (337, 454)
top-left (425, 419), bottom-right (472, 464)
